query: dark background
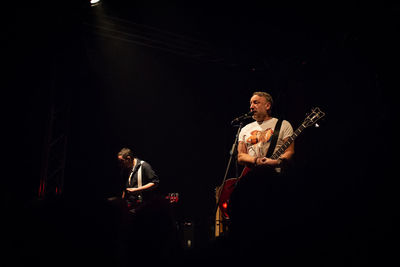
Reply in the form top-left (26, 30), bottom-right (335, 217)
top-left (4, 1), bottom-right (398, 266)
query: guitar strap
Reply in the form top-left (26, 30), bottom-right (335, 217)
top-left (137, 161), bottom-right (144, 187)
top-left (265, 118), bottom-right (282, 158)
top-left (128, 160), bottom-right (144, 187)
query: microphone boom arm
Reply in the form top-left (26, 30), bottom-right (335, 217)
top-left (231, 111), bottom-right (254, 125)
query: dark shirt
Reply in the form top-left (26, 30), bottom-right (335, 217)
top-left (125, 159), bottom-right (159, 204)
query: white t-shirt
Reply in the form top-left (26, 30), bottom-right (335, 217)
top-left (239, 118), bottom-right (293, 158)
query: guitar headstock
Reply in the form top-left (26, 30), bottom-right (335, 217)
top-left (303, 107), bottom-right (326, 128)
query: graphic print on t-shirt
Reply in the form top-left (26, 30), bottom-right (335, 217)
top-left (239, 118), bottom-right (293, 158)
top-left (245, 128), bottom-right (274, 157)
top-left (246, 129), bottom-right (274, 144)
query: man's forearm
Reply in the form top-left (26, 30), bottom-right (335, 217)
top-left (126, 182), bottom-right (155, 193)
top-left (238, 153), bottom-right (257, 166)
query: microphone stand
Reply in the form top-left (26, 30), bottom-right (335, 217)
top-left (215, 121), bottom-right (244, 221)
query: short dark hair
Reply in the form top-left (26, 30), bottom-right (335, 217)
top-left (118, 147), bottom-right (134, 159)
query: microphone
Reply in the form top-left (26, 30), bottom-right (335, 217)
top-left (231, 111), bottom-right (254, 125)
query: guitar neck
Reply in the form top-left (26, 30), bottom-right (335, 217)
top-left (270, 124), bottom-right (305, 160)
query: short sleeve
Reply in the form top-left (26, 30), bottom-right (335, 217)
top-left (142, 162), bottom-right (159, 185)
top-left (280, 120), bottom-right (293, 140)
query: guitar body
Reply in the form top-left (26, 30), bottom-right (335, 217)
top-left (216, 178), bottom-right (237, 219)
top-left (217, 167), bottom-right (251, 219)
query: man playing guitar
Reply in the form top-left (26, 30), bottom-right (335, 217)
top-left (220, 92), bottom-right (324, 261)
top-left (117, 147), bottom-right (159, 213)
top-left (227, 92), bottom-right (295, 252)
